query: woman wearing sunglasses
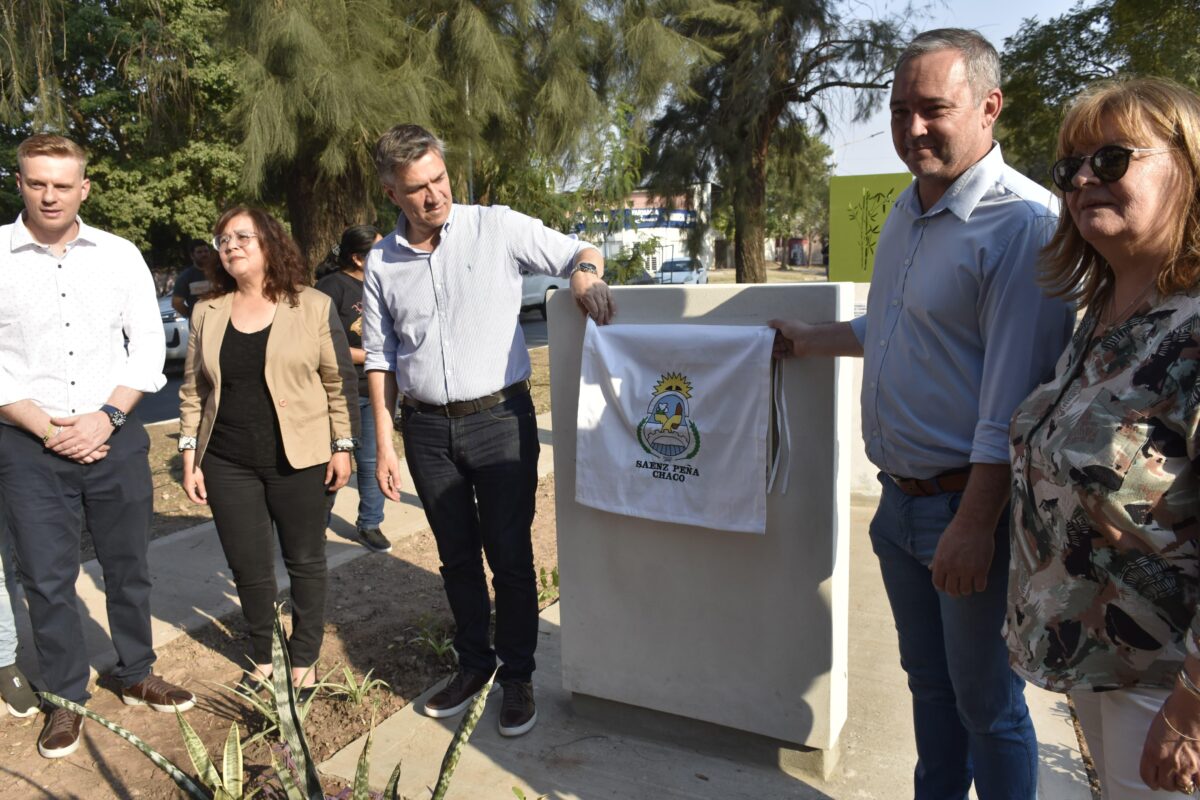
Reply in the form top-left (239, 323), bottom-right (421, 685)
top-left (1008, 77), bottom-right (1200, 797)
top-left (178, 207), bottom-right (358, 696)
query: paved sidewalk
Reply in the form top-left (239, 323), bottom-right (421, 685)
top-left (320, 496), bottom-right (1091, 800)
top-left (3, 414), bottom-right (1091, 798)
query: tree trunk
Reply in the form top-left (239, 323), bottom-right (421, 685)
top-left (733, 120), bottom-right (771, 284)
top-left (284, 161), bottom-right (374, 274)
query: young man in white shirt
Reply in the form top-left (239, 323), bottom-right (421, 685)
top-left (0, 134), bottom-right (194, 759)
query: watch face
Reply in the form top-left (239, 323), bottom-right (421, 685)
top-left (103, 405), bottom-right (127, 428)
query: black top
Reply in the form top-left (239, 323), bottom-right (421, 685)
top-left (206, 321), bottom-right (283, 467)
top-left (314, 269), bottom-right (366, 397)
top-left (172, 265), bottom-right (211, 317)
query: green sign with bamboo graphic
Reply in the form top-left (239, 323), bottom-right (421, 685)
top-left (828, 173), bottom-right (912, 283)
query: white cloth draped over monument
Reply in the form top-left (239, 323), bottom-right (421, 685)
top-left (575, 319), bottom-right (776, 534)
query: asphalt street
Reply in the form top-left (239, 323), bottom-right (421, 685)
top-left (137, 313), bottom-right (550, 424)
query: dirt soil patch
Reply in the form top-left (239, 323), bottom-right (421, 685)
top-left (3, 475), bottom-right (560, 799)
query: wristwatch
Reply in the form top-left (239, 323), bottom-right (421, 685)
top-left (573, 261), bottom-right (599, 276)
top-left (100, 404), bottom-right (127, 429)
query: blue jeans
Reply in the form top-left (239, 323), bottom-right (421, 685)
top-left (0, 517), bottom-right (17, 666)
top-left (354, 396), bottom-right (386, 530)
top-left (870, 476), bottom-right (1037, 800)
top-left (401, 392), bottom-right (540, 682)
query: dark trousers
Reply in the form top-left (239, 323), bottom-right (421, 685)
top-left (203, 452), bottom-right (329, 667)
top-left (401, 392), bottom-right (540, 682)
top-left (0, 421), bottom-right (155, 703)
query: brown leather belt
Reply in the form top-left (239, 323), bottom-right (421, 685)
top-left (887, 467), bottom-right (971, 497)
top-left (402, 379), bottom-right (531, 419)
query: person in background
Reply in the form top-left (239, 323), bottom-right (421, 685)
top-left (315, 224), bottom-right (390, 553)
top-left (0, 516), bottom-right (37, 719)
top-left (172, 238), bottom-right (215, 319)
top-left (0, 133), bottom-right (194, 760)
top-left (178, 207), bottom-right (358, 696)
top-left (770, 29), bottom-right (1074, 799)
top-left (1008, 77), bottom-right (1200, 798)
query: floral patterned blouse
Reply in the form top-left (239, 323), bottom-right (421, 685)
top-left (1007, 291), bottom-right (1200, 692)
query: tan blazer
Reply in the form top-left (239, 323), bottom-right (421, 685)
top-left (179, 286), bottom-right (359, 469)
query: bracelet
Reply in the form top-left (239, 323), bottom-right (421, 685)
top-left (178, 436), bottom-right (197, 452)
top-left (331, 437), bottom-right (357, 453)
top-left (42, 423), bottom-right (59, 445)
top-left (1180, 668), bottom-right (1200, 702)
top-left (1163, 712), bottom-right (1200, 742)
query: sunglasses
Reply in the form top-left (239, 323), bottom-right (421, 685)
top-left (1051, 145), bottom-right (1172, 192)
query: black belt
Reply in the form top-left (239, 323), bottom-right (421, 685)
top-left (401, 380), bottom-right (531, 418)
top-left (886, 467), bottom-right (971, 497)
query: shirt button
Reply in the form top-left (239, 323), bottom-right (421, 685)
top-left (879, 339), bottom-right (886, 347)
top-left (869, 382), bottom-right (876, 389)
top-left (70, 381), bottom-right (75, 385)
top-left (891, 299), bottom-right (899, 306)
top-left (68, 351), bottom-right (73, 355)
top-left (903, 258), bottom-right (911, 265)
top-left (61, 293), bottom-right (66, 297)
top-left (279, 399), bottom-right (288, 407)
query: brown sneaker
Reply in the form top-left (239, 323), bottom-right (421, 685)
top-left (498, 680), bottom-right (537, 737)
top-left (38, 707), bottom-right (83, 758)
top-left (422, 670), bottom-right (492, 718)
top-left (121, 673), bottom-right (195, 712)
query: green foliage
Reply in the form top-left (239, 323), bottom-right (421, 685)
top-left (325, 667), bottom-right (391, 707)
top-left (0, 0), bottom-right (243, 266)
top-left (607, 237), bottom-right (660, 285)
top-left (431, 668), bottom-right (496, 800)
top-left (41, 605), bottom-right (492, 798)
top-left (644, 1), bottom-right (911, 283)
top-left (1, 1), bottom-right (698, 270)
top-left (411, 617), bottom-right (458, 668)
top-left (999, 0), bottom-right (1200, 182)
top-left (39, 692), bottom-right (210, 798)
top-left (536, 566), bottom-right (560, 604)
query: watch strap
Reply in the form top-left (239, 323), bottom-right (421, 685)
top-left (100, 404), bottom-right (127, 428)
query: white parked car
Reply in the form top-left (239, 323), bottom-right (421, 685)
top-left (656, 258), bottom-right (708, 284)
top-left (520, 271), bottom-right (570, 319)
top-left (159, 295), bottom-right (189, 364)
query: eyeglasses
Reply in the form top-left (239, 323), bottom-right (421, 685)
top-left (213, 230), bottom-right (259, 250)
top-left (1051, 145), bottom-right (1172, 192)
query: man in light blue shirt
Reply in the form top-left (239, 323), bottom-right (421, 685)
top-left (362, 124), bottom-right (613, 738)
top-left (772, 29), bottom-right (1073, 799)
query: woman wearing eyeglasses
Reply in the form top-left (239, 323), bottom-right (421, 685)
top-left (1008, 77), bottom-right (1200, 797)
top-left (178, 206), bottom-right (358, 696)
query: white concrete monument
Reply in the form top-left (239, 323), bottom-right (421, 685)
top-left (548, 281), bottom-right (854, 777)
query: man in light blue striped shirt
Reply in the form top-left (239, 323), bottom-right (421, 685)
top-left (362, 123), bottom-right (613, 737)
top-left (770, 29), bottom-right (1073, 800)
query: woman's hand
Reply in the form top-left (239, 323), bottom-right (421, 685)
top-left (181, 451), bottom-right (208, 505)
top-left (325, 451), bottom-right (352, 491)
top-left (1140, 688), bottom-right (1200, 793)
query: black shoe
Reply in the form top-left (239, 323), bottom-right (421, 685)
top-left (38, 707), bottom-right (83, 758)
top-left (422, 670), bottom-right (491, 718)
top-left (498, 680), bottom-right (537, 737)
top-left (358, 527), bottom-right (392, 553)
top-left (0, 663), bottom-right (38, 717)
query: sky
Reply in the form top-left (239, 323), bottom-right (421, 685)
top-left (822, 0), bottom-right (1085, 175)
